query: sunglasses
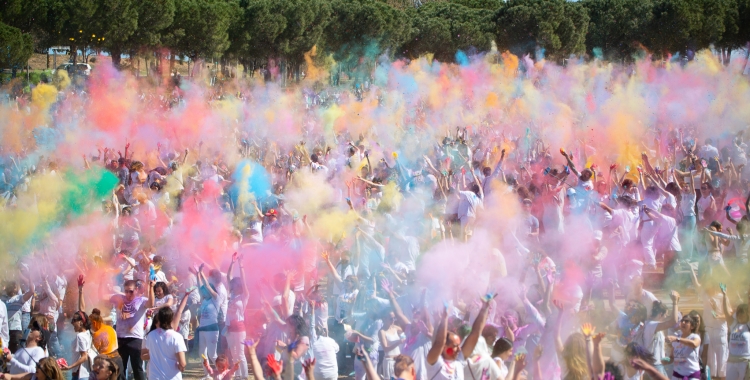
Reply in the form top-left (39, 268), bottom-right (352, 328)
top-left (125, 289), bottom-right (136, 294)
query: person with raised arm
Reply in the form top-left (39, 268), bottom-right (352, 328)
top-left (225, 252), bottom-right (250, 380)
top-left (425, 293), bottom-right (493, 380)
top-left (720, 283), bottom-right (750, 380)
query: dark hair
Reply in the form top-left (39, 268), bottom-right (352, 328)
top-left (153, 282), bottom-right (169, 296)
top-left (71, 310), bottom-right (92, 330)
top-left (627, 302), bottom-right (648, 324)
top-left (665, 182), bottom-right (681, 202)
top-left (651, 300), bottom-right (668, 319)
top-left (215, 354), bottom-right (228, 364)
top-left (286, 314), bottom-right (309, 337)
top-left (90, 308), bottom-right (104, 326)
top-left (94, 356), bottom-right (120, 380)
top-left (621, 179), bottom-right (634, 189)
top-left (683, 314), bottom-right (699, 333)
top-left (123, 279), bottom-right (138, 289)
top-left (491, 338), bottom-right (513, 357)
top-left (603, 361), bottom-right (623, 380)
top-left (152, 306), bottom-right (174, 332)
top-left (624, 342), bottom-right (655, 363)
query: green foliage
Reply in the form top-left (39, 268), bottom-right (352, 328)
top-left (325, 0), bottom-right (411, 61)
top-left (644, 0), bottom-right (704, 57)
top-left (4, 0), bottom-right (750, 69)
top-left (495, 0), bottom-right (589, 61)
top-left (402, 1), bottom-right (495, 62)
top-left (168, 0), bottom-right (239, 60)
top-left (0, 21), bottom-right (34, 70)
top-left (93, 0), bottom-right (138, 58)
top-left (275, 0), bottom-right (333, 63)
top-left (582, 0), bottom-right (653, 61)
top-left (129, 0), bottom-right (175, 48)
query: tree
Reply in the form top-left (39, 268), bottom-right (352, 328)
top-left (718, 0), bottom-right (750, 65)
top-left (324, 0), bottom-right (411, 62)
top-left (401, 2), bottom-right (495, 62)
top-left (274, 0), bottom-right (333, 79)
top-left (0, 21), bottom-right (33, 76)
top-left (40, 0), bottom-right (99, 62)
top-left (129, 0), bottom-right (175, 47)
top-left (166, 0), bottom-right (238, 72)
top-left (582, 0), bottom-right (653, 61)
top-left (644, 0), bottom-right (704, 59)
top-left (494, 0), bottom-right (589, 62)
top-left (93, 0), bottom-right (139, 66)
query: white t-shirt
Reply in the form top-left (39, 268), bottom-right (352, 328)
top-left (226, 294), bottom-right (248, 325)
top-left (672, 332), bottom-right (701, 376)
top-left (144, 328), bottom-right (187, 380)
top-left (272, 292), bottom-right (296, 318)
top-left (427, 352), bottom-right (466, 380)
top-left (680, 192), bottom-right (697, 217)
top-left (0, 301), bottom-right (8, 350)
top-left (611, 208), bottom-right (639, 246)
top-left (113, 296), bottom-right (149, 339)
top-left (9, 346), bottom-right (46, 374)
top-left (464, 354), bottom-right (500, 380)
top-left (641, 321), bottom-right (665, 364)
top-left (457, 191), bottom-right (483, 219)
top-left (214, 283), bottom-right (228, 323)
top-left (312, 336), bottom-right (339, 379)
top-left (729, 321), bottom-right (750, 358)
top-left (658, 214), bottom-right (682, 252)
top-left (72, 331), bottom-right (93, 378)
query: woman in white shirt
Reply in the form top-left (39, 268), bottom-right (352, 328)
top-left (225, 253), bottom-right (249, 380)
top-left (59, 311), bottom-right (94, 380)
top-left (141, 307), bottom-right (187, 380)
top-left (720, 285), bottom-right (750, 380)
top-left (4, 322), bottom-right (47, 375)
top-left (667, 314), bottom-right (702, 380)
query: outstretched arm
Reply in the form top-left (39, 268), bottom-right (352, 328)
top-left (461, 295), bottom-right (493, 358)
top-left (426, 307), bottom-right (448, 365)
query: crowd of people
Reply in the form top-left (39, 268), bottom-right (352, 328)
top-left (1, 55), bottom-right (750, 380)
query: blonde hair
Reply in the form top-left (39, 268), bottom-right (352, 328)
top-left (562, 333), bottom-right (589, 380)
top-left (37, 357), bottom-right (64, 380)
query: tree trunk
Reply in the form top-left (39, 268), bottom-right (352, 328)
top-left (111, 46), bottom-right (122, 68)
top-left (169, 52), bottom-right (176, 77)
top-left (725, 48), bottom-right (732, 66)
top-left (71, 45), bottom-right (78, 64)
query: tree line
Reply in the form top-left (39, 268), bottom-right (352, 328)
top-left (1, 0), bottom-right (749, 77)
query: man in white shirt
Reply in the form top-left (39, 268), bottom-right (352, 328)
top-left (426, 296), bottom-right (492, 380)
top-left (111, 279), bottom-right (154, 380)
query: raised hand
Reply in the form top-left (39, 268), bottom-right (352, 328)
top-left (232, 252), bottom-right (239, 263)
top-left (301, 358), bottom-right (316, 373)
top-left (77, 274), bottom-right (85, 288)
top-left (380, 278), bottom-right (392, 294)
top-left (720, 283), bottom-right (727, 294)
top-left (481, 292), bottom-right (497, 304)
top-left (670, 290), bottom-right (680, 303)
top-left (267, 354), bottom-right (283, 376)
top-left (581, 323), bottom-right (595, 338)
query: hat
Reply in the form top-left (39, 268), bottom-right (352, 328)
top-left (265, 209), bottom-right (278, 217)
